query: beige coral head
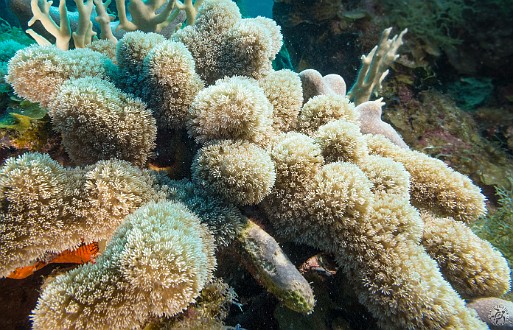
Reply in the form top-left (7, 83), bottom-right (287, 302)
top-left (313, 119), bottom-right (368, 164)
top-left (299, 69), bottom-right (347, 103)
top-left (117, 201), bottom-right (216, 298)
top-left (32, 201), bottom-right (216, 329)
top-left (258, 69), bottom-right (303, 133)
top-left (143, 40), bottom-right (204, 129)
top-left (116, 31), bottom-right (165, 71)
top-left (187, 76), bottom-right (273, 146)
top-left (356, 99), bottom-right (409, 149)
top-left (298, 94), bottom-right (357, 136)
top-left (359, 155), bottom-right (411, 200)
top-left (269, 132), bottom-right (324, 189)
top-left (0, 153), bottom-right (165, 278)
top-left (49, 77), bottom-right (157, 167)
top-left (6, 45), bottom-right (111, 107)
top-left (173, 1), bottom-right (280, 83)
top-left (192, 140), bottom-right (276, 205)
top-left (193, 0), bottom-right (241, 32)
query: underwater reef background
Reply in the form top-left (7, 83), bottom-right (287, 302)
top-left (0, 0), bottom-right (512, 329)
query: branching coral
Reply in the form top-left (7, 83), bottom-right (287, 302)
top-left (26, 0), bottom-right (72, 49)
top-left (21, 0), bottom-right (205, 50)
top-left (347, 28), bottom-right (407, 105)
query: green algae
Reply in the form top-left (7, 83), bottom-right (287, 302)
top-left (382, 87), bottom-right (513, 191)
top-left (447, 77), bottom-right (494, 111)
top-left (0, 99), bottom-right (47, 131)
top-left (472, 181), bottom-right (513, 301)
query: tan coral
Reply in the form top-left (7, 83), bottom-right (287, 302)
top-left (313, 119), bottom-right (368, 164)
top-left (187, 76), bottom-right (273, 146)
top-left (358, 155), bottom-right (411, 199)
top-left (173, 0), bottom-right (281, 84)
top-left (143, 40), bottom-right (204, 129)
top-left (0, 153), bottom-right (166, 278)
top-left (114, 31), bottom-right (166, 93)
top-left (6, 45), bottom-right (111, 107)
top-left (192, 140), bottom-right (275, 205)
top-left (49, 77), bottom-right (157, 167)
top-left (32, 201), bottom-right (216, 330)
top-left (421, 211), bottom-right (511, 298)
top-left (365, 134), bottom-right (486, 222)
top-left (258, 69), bottom-right (303, 132)
top-left (297, 95), bottom-right (357, 136)
top-left (86, 39), bottom-right (117, 62)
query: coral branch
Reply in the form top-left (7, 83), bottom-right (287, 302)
top-left (27, 0), bottom-right (71, 50)
top-left (93, 0), bottom-right (117, 43)
top-left (72, 0), bottom-right (96, 47)
top-left (348, 28), bottom-right (407, 105)
top-left (173, 0), bottom-right (203, 25)
top-left (117, 0), bottom-right (177, 32)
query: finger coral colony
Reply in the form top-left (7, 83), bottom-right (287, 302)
top-left (0, 0), bottom-right (511, 329)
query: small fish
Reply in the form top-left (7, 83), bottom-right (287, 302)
top-left (6, 261), bottom-right (47, 279)
top-left (7, 242), bottom-right (100, 279)
top-left (50, 242), bottom-right (99, 264)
